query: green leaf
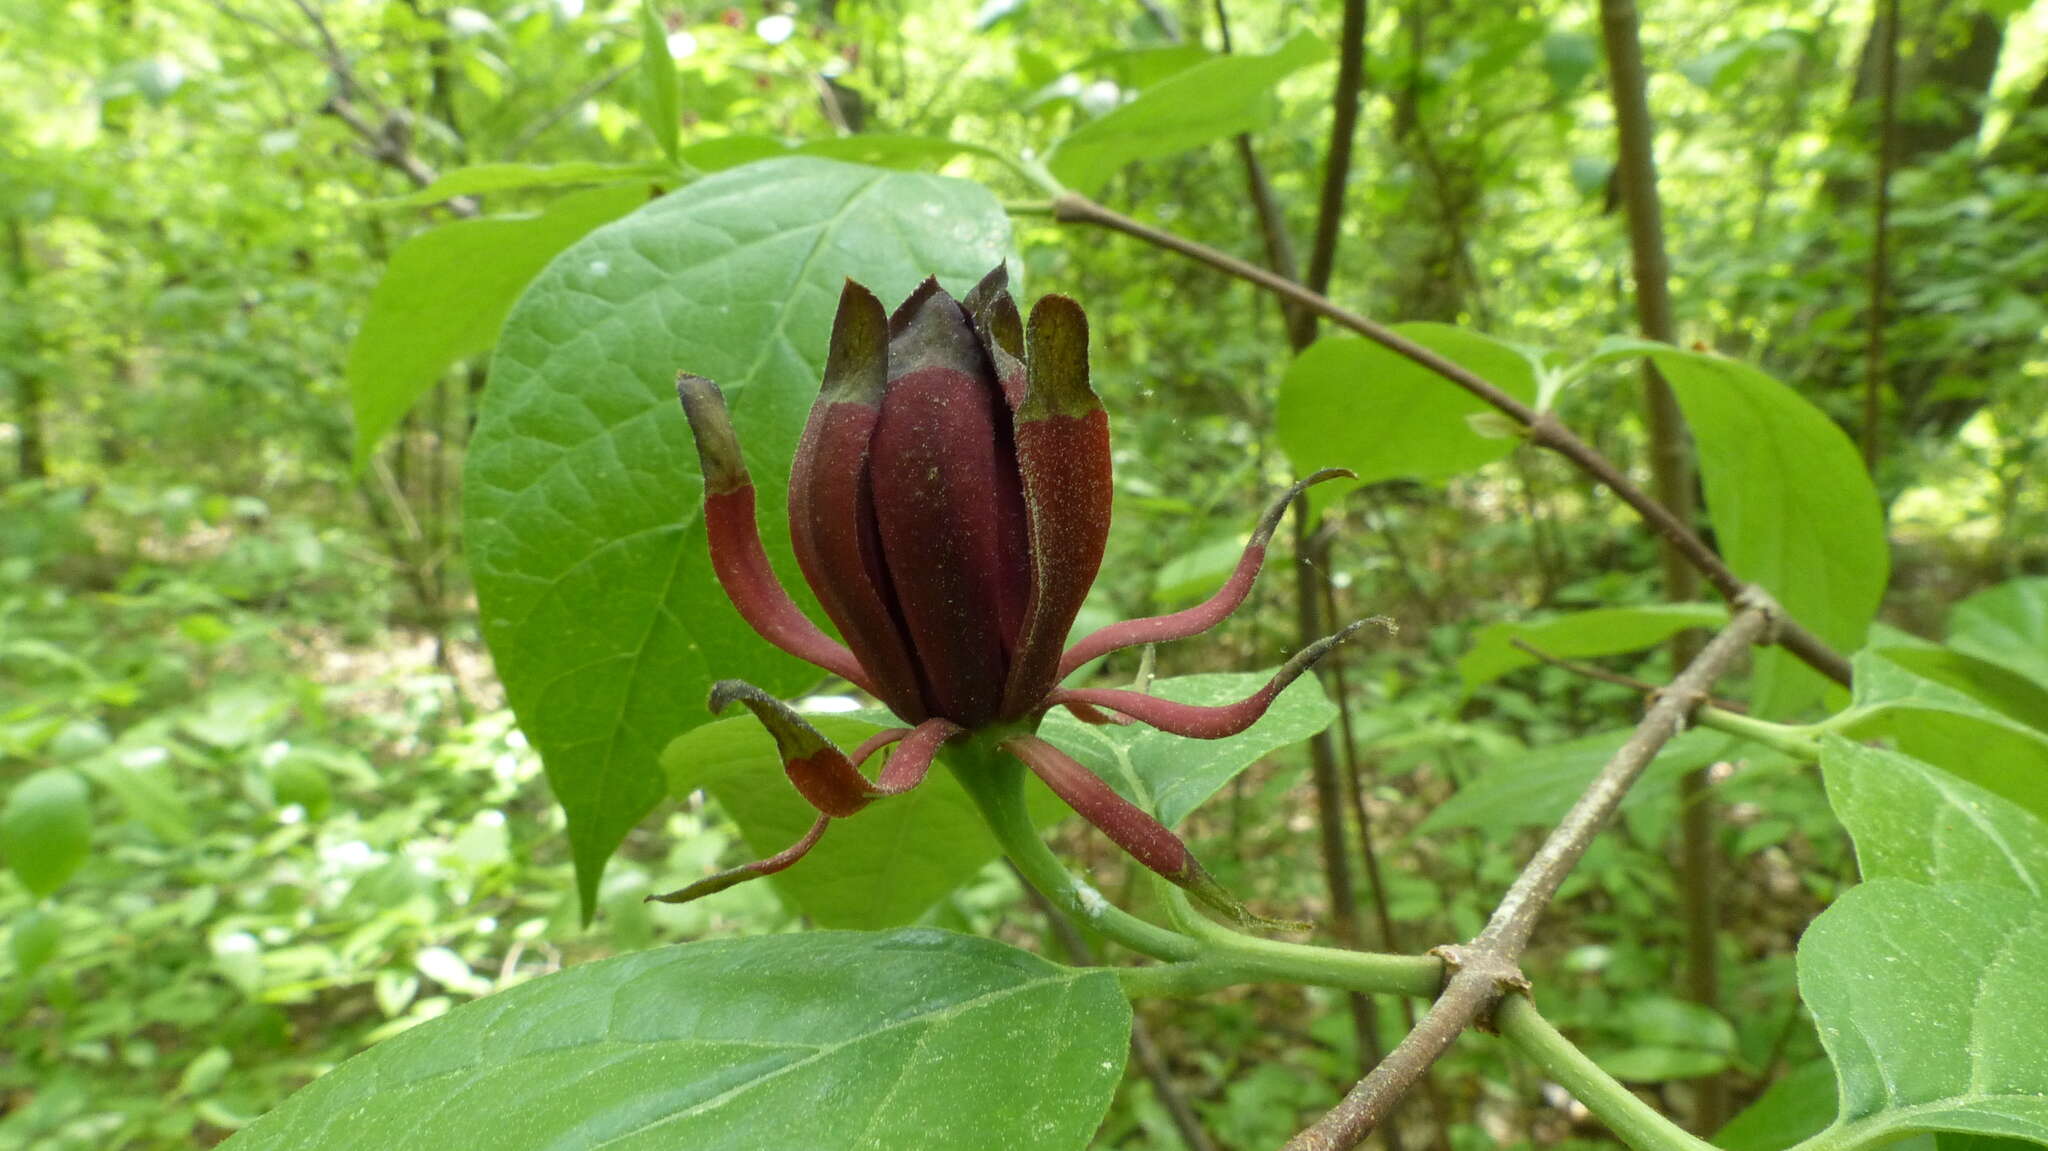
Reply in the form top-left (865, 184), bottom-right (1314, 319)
top-left (465, 157), bottom-right (1010, 915)
top-left (637, 0), bottom-right (680, 163)
top-left (662, 714), bottom-right (1065, 928)
top-left (1646, 348), bottom-right (1888, 716)
top-left (1819, 736), bottom-right (2048, 893)
top-left (1276, 325), bottom-right (1542, 494)
top-left (1841, 649), bottom-right (2048, 824)
top-left (372, 161), bottom-right (679, 210)
top-left (1458, 602), bottom-right (1728, 691)
top-left (1798, 880), bottom-right (2048, 1147)
top-left (9, 908), bottom-right (62, 975)
top-left (347, 183), bottom-right (645, 467)
top-left (1046, 32), bottom-right (1327, 195)
top-left (1149, 535), bottom-right (1248, 607)
top-left (1717, 1061), bottom-right (1839, 1151)
top-left (1948, 578), bottom-right (2048, 692)
top-left (1541, 32), bottom-right (1598, 97)
top-left (1, 768), bottom-right (91, 896)
top-left (1877, 646), bottom-right (2048, 735)
top-left (1037, 669), bottom-right (1336, 825)
top-left (1419, 729), bottom-right (1765, 835)
top-left (222, 930), bottom-right (1131, 1151)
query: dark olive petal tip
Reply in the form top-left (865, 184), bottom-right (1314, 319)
top-left (823, 280), bottom-right (889, 404)
top-left (1021, 295), bottom-right (1099, 420)
top-left (886, 275), bottom-right (949, 335)
top-left (677, 373), bottom-right (750, 495)
top-left (1251, 468), bottom-right (1358, 547)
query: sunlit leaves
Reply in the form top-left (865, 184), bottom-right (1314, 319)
top-left (1458, 603), bottom-right (1728, 691)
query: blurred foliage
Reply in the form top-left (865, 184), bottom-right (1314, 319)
top-left (2, 0), bottom-right (2045, 1147)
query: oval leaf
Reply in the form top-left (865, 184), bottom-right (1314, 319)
top-left (1646, 348), bottom-right (1888, 716)
top-left (223, 930), bottom-right (1131, 1151)
top-left (1458, 602), bottom-right (1728, 691)
top-left (1, 768), bottom-right (91, 897)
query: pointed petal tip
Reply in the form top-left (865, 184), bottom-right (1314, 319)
top-left (886, 275), bottom-right (951, 335)
top-left (823, 280), bottom-right (889, 404)
top-left (677, 373), bottom-right (749, 494)
top-left (647, 815), bottom-right (830, 905)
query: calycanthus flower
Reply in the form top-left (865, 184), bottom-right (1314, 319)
top-left (661, 265), bottom-right (1358, 923)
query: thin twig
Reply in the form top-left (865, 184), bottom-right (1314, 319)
top-left (1861, 0), bottom-right (1900, 470)
top-left (1507, 638), bottom-right (1749, 714)
top-left (1045, 193), bottom-right (1853, 689)
top-left (1283, 603), bottom-right (1773, 1150)
top-left (1306, 0), bottom-right (1368, 303)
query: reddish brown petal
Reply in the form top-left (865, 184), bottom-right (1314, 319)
top-left (788, 282), bottom-right (928, 721)
top-left (872, 717), bottom-right (966, 795)
top-left (1047, 621), bottom-right (1369, 739)
top-left (677, 374), bottom-right (872, 691)
top-left (708, 679), bottom-right (877, 818)
top-left (646, 814), bottom-right (828, 905)
top-left (847, 726), bottom-right (911, 771)
top-left (999, 295), bottom-right (1114, 718)
top-left (962, 264), bottom-right (1027, 407)
top-left (1061, 700), bottom-right (1133, 726)
top-left (869, 285), bottom-right (1028, 726)
top-left (1057, 468), bottom-right (1355, 679)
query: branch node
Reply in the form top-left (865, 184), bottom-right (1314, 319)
top-left (1736, 584), bottom-right (1786, 644)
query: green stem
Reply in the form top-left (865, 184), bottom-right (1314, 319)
top-left (1495, 996), bottom-right (1719, 1151)
top-left (947, 736), bottom-right (1442, 994)
top-left (945, 739), bottom-right (1200, 961)
top-left (1695, 706), bottom-right (1822, 759)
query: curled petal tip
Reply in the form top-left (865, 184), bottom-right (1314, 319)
top-left (823, 281), bottom-right (889, 404)
top-left (1250, 468), bottom-right (1354, 548)
top-left (677, 373), bottom-right (748, 495)
top-left (705, 679), bottom-right (873, 818)
top-left (1183, 864), bottom-right (1314, 933)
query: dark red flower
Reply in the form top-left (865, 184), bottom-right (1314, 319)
top-left (660, 266), bottom-right (1355, 916)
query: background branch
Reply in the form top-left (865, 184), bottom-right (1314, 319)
top-left (1285, 604), bottom-right (1773, 1150)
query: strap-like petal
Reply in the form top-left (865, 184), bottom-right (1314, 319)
top-left (1002, 733), bottom-right (1292, 928)
top-left (647, 814), bottom-right (828, 905)
top-left (788, 282), bottom-right (929, 721)
top-left (999, 294), bottom-right (1114, 718)
top-left (1057, 468), bottom-right (1354, 679)
top-left (677, 375), bottom-right (872, 692)
top-left (873, 717), bottom-right (967, 795)
top-left (1046, 621), bottom-right (1369, 739)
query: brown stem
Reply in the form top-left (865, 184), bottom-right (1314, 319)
top-left (1596, 0), bottom-right (1722, 1126)
top-left (1320, 566), bottom-right (1454, 1151)
top-left (1306, 0), bottom-right (1369, 303)
top-left (1048, 192), bottom-right (1854, 689)
top-left (1294, 511), bottom-right (1391, 1090)
top-left (6, 219), bottom-right (47, 482)
top-left (1284, 604), bottom-right (1773, 1151)
top-left (1862, 0), bottom-right (1900, 471)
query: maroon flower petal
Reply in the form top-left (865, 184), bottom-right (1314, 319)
top-left (677, 374), bottom-right (873, 692)
top-left (868, 284), bottom-right (1028, 726)
top-left (1002, 733), bottom-right (1284, 925)
top-left (646, 814), bottom-right (828, 905)
top-left (1046, 621), bottom-right (1369, 739)
top-left (788, 281), bottom-right (929, 721)
top-left (999, 295), bottom-right (1114, 719)
top-left (872, 717), bottom-right (967, 795)
top-left (1057, 468), bottom-right (1355, 678)
top-left (708, 679), bottom-right (878, 818)
top-left (962, 264), bottom-right (1027, 407)
top-left (847, 726), bottom-right (911, 770)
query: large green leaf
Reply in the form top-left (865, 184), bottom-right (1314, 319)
top-left (465, 157), bottom-right (1010, 914)
top-left (347, 183), bottom-right (646, 466)
top-left (1819, 737), bottom-right (2048, 894)
top-left (1037, 669), bottom-right (1336, 825)
top-left (1840, 650), bottom-right (2048, 824)
top-left (1276, 325), bottom-right (1542, 494)
top-left (1458, 602), bottom-right (1728, 691)
top-left (1046, 32), bottom-right (1327, 195)
top-left (1948, 578), bottom-right (2048, 692)
top-left (372, 161), bottom-right (678, 210)
top-left (1, 768), bottom-right (91, 897)
top-left (1877, 645), bottom-right (2048, 736)
top-left (1797, 880), bottom-right (2048, 1148)
top-left (662, 714), bottom-right (1066, 928)
top-left (636, 0), bottom-right (679, 163)
top-left (222, 930), bottom-right (1130, 1151)
top-left (1644, 348), bottom-right (1888, 716)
